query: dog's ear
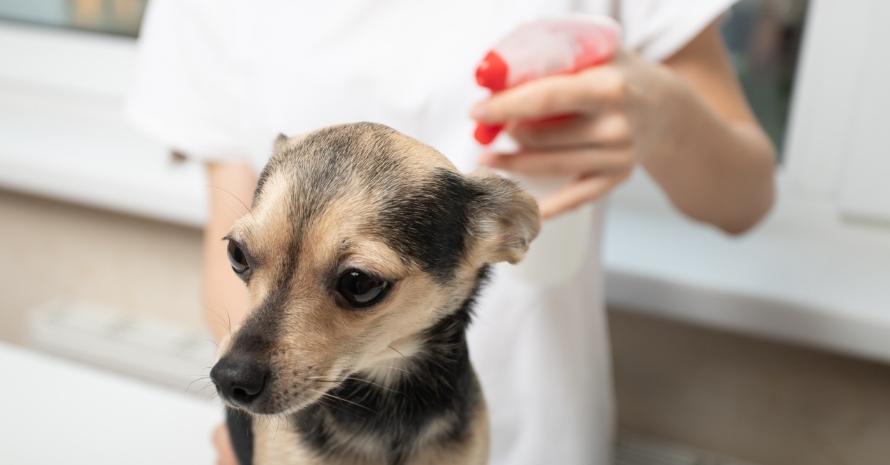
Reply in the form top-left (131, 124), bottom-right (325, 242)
top-left (469, 169), bottom-right (541, 264)
top-left (273, 133), bottom-right (289, 152)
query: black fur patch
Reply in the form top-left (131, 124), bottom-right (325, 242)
top-left (229, 275), bottom-right (291, 357)
top-left (292, 266), bottom-right (491, 465)
top-left (373, 169), bottom-right (485, 282)
top-left (227, 407), bottom-right (255, 465)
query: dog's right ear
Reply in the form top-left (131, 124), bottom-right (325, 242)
top-left (469, 169), bottom-right (541, 264)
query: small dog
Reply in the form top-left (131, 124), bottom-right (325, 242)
top-left (210, 123), bottom-right (540, 465)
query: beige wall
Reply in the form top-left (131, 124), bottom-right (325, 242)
top-left (0, 189), bottom-right (204, 344)
top-left (3, 188), bottom-right (890, 465)
top-left (612, 309), bottom-right (890, 465)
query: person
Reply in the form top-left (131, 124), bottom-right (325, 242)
top-left (127, 1), bottom-right (775, 464)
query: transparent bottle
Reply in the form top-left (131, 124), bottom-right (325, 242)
top-left (473, 14), bottom-right (621, 287)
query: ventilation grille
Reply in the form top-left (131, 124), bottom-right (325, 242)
top-left (26, 300), bottom-right (216, 397)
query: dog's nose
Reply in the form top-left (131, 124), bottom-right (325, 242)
top-left (210, 355), bottom-right (269, 405)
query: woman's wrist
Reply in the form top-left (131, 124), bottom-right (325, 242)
top-left (628, 57), bottom-right (776, 233)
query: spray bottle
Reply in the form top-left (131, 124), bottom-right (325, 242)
top-left (473, 15), bottom-right (622, 288)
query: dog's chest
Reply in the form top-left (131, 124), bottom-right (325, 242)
top-left (252, 417), bottom-right (319, 465)
top-left (252, 416), bottom-right (401, 465)
top-left (249, 406), bottom-right (490, 465)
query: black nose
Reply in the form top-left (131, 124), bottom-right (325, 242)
top-left (210, 355), bottom-right (269, 405)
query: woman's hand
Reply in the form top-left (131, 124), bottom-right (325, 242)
top-left (212, 423), bottom-right (238, 465)
top-left (471, 23), bottom-right (775, 231)
top-left (471, 51), bottom-right (658, 219)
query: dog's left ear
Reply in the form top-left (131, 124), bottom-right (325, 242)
top-left (469, 169), bottom-right (541, 264)
top-left (273, 133), bottom-right (289, 152)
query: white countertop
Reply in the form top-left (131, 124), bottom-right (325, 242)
top-left (603, 179), bottom-right (890, 361)
top-left (1, 23), bottom-right (888, 363)
top-left (0, 342), bottom-right (222, 465)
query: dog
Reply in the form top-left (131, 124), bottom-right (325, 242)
top-left (210, 122), bottom-right (540, 465)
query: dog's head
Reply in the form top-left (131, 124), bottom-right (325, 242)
top-left (210, 123), bottom-right (539, 415)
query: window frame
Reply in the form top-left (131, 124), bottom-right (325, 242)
top-left (783, 0), bottom-right (890, 224)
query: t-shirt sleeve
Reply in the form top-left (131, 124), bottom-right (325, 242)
top-left (125, 0), bottom-right (250, 161)
top-left (586, 0), bottom-right (738, 62)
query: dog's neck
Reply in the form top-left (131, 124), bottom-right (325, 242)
top-left (290, 266), bottom-right (489, 464)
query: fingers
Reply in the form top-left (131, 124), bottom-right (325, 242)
top-left (212, 424), bottom-right (238, 465)
top-left (480, 147), bottom-right (633, 177)
top-left (472, 66), bottom-right (628, 123)
top-left (539, 171), bottom-right (632, 219)
top-left (509, 113), bottom-right (631, 149)
top-left (470, 63), bottom-right (635, 219)
top-left (481, 146), bottom-right (635, 219)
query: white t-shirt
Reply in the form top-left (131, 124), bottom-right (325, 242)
top-left (128, 1), bottom-right (734, 464)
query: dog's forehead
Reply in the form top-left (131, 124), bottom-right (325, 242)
top-left (259, 123), bottom-right (455, 200)
top-left (246, 123), bottom-right (455, 232)
top-left (240, 123), bottom-right (483, 280)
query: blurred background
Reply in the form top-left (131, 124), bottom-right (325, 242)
top-left (0, 1), bottom-right (888, 464)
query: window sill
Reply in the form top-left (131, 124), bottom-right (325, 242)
top-left (605, 175), bottom-right (890, 361)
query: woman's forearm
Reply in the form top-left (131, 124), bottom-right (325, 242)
top-left (202, 161), bottom-right (258, 342)
top-left (639, 74), bottom-right (776, 234)
top-left (627, 23), bottom-right (776, 235)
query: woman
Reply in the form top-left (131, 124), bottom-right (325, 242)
top-left (128, 1), bottom-right (775, 464)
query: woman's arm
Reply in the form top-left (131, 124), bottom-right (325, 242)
top-left (204, 161), bottom-right (257, 464)
top-left (473, 23), bottom-right (776, 234)
top-left (643, 23), bottom-right (776, 233)
top-left (203, 161), bottom-right (257, 342)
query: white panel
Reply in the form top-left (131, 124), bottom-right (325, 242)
top-left (837, 1), bottom-right (890, 223)
top-left (0, 25), bottom-right (207, 227)
top-left (0, 342), bottom-right (220, 465)
top-left (0, 22), bottom-right (135, 97)
top-left (783, 0), bottom-right (872, 198)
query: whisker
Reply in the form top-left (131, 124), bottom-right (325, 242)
top-left (224, 307), bottom-right (233, 336)
top-left (375, 364), bottom-right (412, 375)
top-left (308, 376), bottom-right (402, 394)
top-left (387, 344), bottom-right (408, 359)
top-left (208, 184), bottom-right (255, 222)
top-left (308, 388), bottom-right (376, 413)
top-left (186, 375), bottom-right (211, 393)
top-left (204, 304), bottom-right (237, 340)
top-left (205, 306), bottom-right (230, 334)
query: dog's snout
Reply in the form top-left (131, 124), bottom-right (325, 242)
top-left (211, 355), bottom-right (269, 406)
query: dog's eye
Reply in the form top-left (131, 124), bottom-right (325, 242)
top-left (227, 239), bottom-right (251, 279)
top-left (336, 269), bottom-right (391, 309)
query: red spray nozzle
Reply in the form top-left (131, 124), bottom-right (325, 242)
top-left (473, 123), bottom-right (505, 145)
top-left (475, 51), bottom-right (508, 92)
